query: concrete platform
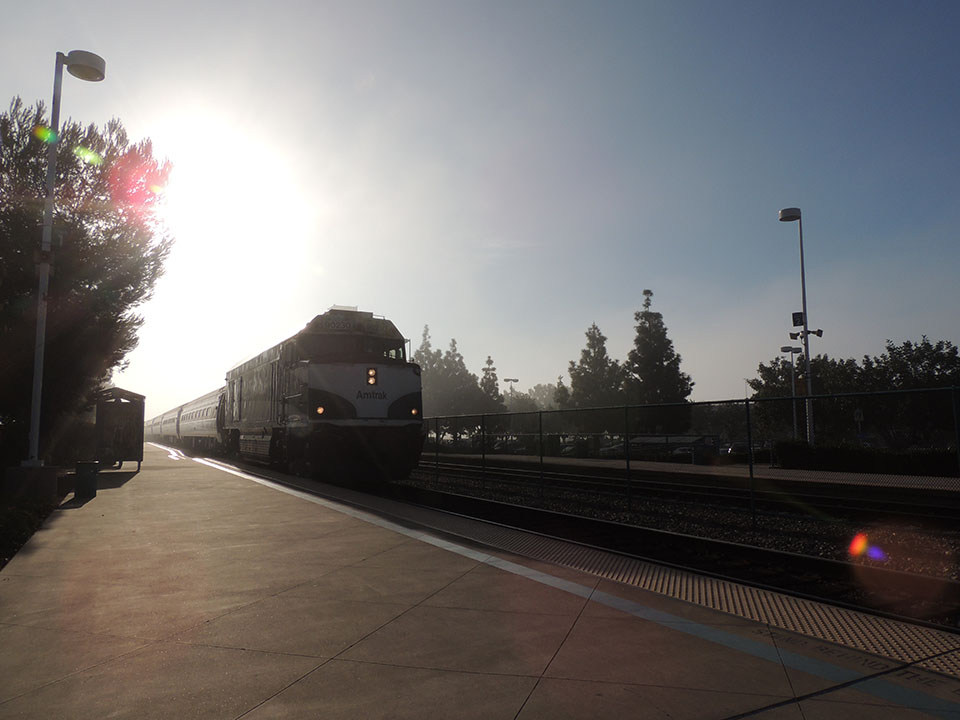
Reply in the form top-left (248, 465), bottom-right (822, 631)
top-left (1, 444), bottom-right (958, 719)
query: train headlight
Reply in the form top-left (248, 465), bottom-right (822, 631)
top-left (367, 368), bottom-right (377, 385)
top-left (316, 406), bottom-right (325, 415)
top-left (411, 408), bottom-right (419, 416)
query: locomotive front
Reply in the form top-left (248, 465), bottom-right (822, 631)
top-left (281, 308), bottom-right (425, 479)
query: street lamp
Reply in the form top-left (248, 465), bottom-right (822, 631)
top-left (25, 50), bottom-right (106, 466)
top-left (503, 378), bottom-right (519, 396)
top-left (779, 207), bottom-right (816, 445)
top-left (780, 345), bottom-right (803, 440)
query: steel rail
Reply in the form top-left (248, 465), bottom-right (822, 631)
top-left (417, 459), bottom-right (960, 525)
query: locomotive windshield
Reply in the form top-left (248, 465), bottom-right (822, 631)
top-left (296, 333), bottom-right (407, 363)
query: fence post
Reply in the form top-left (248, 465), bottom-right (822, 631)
top-left (952, 386), bottom-right (960, 479)
top-left (624, 405), bottom-right (631, 510)
top-left (538, 411), bottom-right (545, 502)
top-left (434, 417), bottom-right (440, 485)
top-left (481, 414), bottom-right (487, 490)
top-left (745, 398), bottom-right (756, 529)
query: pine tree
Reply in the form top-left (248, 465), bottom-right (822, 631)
top-left (624, 290), bottom-right (693, 404)
top-left (479, 356), bottom-right (506, 413)
top-left (567, 323), bottom-right (624, 408)
top-left (412, 326), bottom-right (443, 416)
top-left (554, 375), bottom-right (571, 409)
top-left (412, 325), bottom-right (441, 374)
top-left (435, 339), bottom-right (486, 416)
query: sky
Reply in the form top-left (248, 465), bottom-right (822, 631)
top-left (3, 1), bottom-right (959, 419)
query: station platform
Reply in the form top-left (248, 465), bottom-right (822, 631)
top-left (1, 444), bottom-right (959, 719)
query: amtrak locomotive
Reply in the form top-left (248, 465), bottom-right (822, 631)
top-left (145, 307), bottom-right (424, 480)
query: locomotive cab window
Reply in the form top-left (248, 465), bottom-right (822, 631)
top-left (367, 337), bottom-right (406, 362)
top-left (298, 334), bottom-right (406, 363)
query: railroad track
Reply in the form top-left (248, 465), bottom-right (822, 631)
top-left (414, 458), bottom-right (960, 526)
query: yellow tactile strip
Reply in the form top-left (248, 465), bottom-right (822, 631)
top-left (240, 467), bottom-right (960, 680)
top-left (334, 485), bottom-right (960, 679)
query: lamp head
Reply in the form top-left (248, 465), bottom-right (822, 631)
top-left (791, 346), bottom-right (803, 353)
top-left (780, 346), bottom-right (792, 353)
top-left (779, 207), bottom-right (801, 222)
top-left (65, 50), bottom-right (106, 82)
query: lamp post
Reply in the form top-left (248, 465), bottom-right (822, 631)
top-left (25, 50), bottom-right (106, 466)
top-left (779, 207), bottom-right (815, 445)
top-left (503, 378), bottom-right (519, 397)
top-left (780, 345), bottom-right (803, 440)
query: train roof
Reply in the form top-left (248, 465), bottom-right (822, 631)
top-left (301, 307), bottom-right (404, 340)
top-left (226, 308), bottom-right (406, 376)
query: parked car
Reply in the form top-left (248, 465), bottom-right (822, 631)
top-left (726, 441), bottom-right (750, 456)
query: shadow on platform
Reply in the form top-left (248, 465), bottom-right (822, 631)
top-left (57, 469), bottom-right (139, 510)
top-left (95, 470), bottom-right (138, 490)
top-left (59, 495), bottom-right (94, 510)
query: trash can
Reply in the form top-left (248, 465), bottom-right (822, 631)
top-left (75, 461), bottom-right (98, 500)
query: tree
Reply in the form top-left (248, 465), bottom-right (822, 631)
top-left (748, 339), bottom-right (960, 398)
top-left (748, 339), bottom-right (960, 448)
top-left (861, 337), bottom-right (960, 390)
top-left (527, 383), bottom-right (559, 411)
top-left (479, 356), bottom-right (506, 413)
top-left (415, 331), bottom-right (488, 417)
top-left (623, 289), bottom-right (693, 404)
top-left (1, 98), bottom-right (172, 464)
top-left (747, 354), bottom-right (860, 444)
top-left (504, 391), bottom-right (539, 413)
top-left (437, 339), bottom-right (488, 415)
top-left (412, 325), bottom-right (443, 416)
top-left (567, 323), bottom-right (624, 408)
top-left (554, 375), bottom-right (571, 409)
top-left (412, 325), bottom-right (442, 376)
top-left (748, 354), bottom-right (860, 399)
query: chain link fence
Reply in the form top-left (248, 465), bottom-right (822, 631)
top-left (423, 387), bottom-right (960, 486)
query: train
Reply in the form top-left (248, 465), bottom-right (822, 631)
top-left (145, 306), bottom-right (425, 481)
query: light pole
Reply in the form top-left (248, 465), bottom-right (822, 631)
top-left (779, 207), bottom-right (815, 445)
top-left (503, 378), bottom-right (519, 397)
top-left (25, 50), bottom-right (106, 466)
top-left (780, 345), bottom-right (803, 440)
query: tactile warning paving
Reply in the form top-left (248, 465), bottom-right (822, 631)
top-left (286, 476), bottom-right (960, 679)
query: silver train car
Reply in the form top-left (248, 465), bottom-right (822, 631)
top-left (147, 388), bottom-right (223, 452)
top-left (145, 307), bottom-right (425, 481)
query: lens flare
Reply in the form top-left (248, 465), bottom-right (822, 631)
top-left (866, 546), bottom-right (888, 561)
top-left (73, 146), bottom-right (103, 165)
top-left (108, 152), bottom-right (164, 213)
top-left (33, 125), bottom-right (57, 144)
top-left (848, 532), bottom-right (886, 562)
top-left (849, 533), bottom-right (868, 556)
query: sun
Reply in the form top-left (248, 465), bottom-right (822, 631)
top-left (150, 110), bottom-right (312, 284)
